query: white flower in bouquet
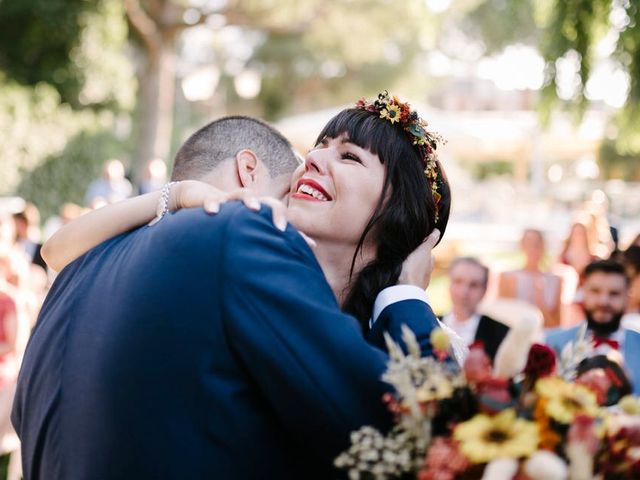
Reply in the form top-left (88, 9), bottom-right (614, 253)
top-left (558, 323), bottom-right (592, 381)
top-left (480, 457), bottom-right (519, 480)
top-left (523, 450), bottom-right (568, 480)
top-left (492, 312), bottom-right (539, 379)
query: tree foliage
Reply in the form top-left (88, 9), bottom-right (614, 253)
top-left (0, 0), bottom-right (133, 110)
top-left (17, 129), bottom-right (131, 219)
top-left (462, 0), bottom-right (539, 53)
top-left (466, 0), bottom-right (640, 173)
top-left (613, 0), bottom-right (640, 153)
top-left (0, 0), bottom-right (133, 216)
top-left (536, 0), bottom-right (612, 121)
top-left (246, 0), bottom-right (434, 118)
top-left (0, 0), bottom-right (93, 107)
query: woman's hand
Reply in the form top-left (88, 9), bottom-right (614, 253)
top-left (171, 180), bottom-right (289, 232)
top-left (398, 229), bottom-right (440, 289)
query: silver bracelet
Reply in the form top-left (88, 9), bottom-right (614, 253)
top-left (149, 181), bottom-right (178, 226)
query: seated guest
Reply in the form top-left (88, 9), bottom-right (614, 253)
top-left (498, 229), bottom-right (562, 327)
top-left (620, 246), bottom-right (640, 331)
top-left (621, 246), bottom-right (640, 315)
top-left (546, 259), bottom-right (640, 394)
top-left (12, 205), bottom-right (46, 272)
top-left (442, 257), bottom-right (509, 361)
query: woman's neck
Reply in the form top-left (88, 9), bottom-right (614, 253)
top-left (313, 239), bottom-right (370, 306)
top-left (523, 260), bottom-right (541, 272)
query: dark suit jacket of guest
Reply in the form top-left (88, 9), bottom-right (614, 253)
top-left (12, 203), bottom-right (439, 480)
top-left (439, 314), bottom-right (509, 361)
top-left (475, 315), bottom-right (510, 361)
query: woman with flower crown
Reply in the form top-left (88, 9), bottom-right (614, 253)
top-left (42, 92), bottom-right (456, 350)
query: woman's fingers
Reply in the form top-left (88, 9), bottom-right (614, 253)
top-left (240, 194), bottom-right (261, 211)
top-left (203, 198), bottom-right (221, 214)
top-left (398, 229), bottom-right (441, 289)
top-left (256, 197), bottom-right (288, 231)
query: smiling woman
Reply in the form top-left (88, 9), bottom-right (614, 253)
top-left (292, 102), bottom-right (451, 325)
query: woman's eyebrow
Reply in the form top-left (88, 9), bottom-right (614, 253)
top-left (340, 137), bottom-right (358, 147)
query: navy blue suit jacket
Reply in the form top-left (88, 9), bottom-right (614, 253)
top-left (12, 204), bottom-right (439, 480)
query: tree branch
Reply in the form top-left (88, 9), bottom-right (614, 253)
top-left (124, 0), bottom-right (160, 52)
top-left (164, 12), bottom-right (209, 38)
top-left (222, 8), bottom-right (319, 36)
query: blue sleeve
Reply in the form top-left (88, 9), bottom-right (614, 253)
top-left (366, 300), bottom-right (439, 355)
top-left (219, 206), bottom-right (394, 461)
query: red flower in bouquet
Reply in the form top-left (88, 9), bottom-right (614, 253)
top-left (523, 343), bottom-right (556, 381)
top-left (418, 438), bottom-right (468, 480)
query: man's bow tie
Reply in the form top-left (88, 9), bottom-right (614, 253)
top-left (592, 336), bottom-right (620, 350)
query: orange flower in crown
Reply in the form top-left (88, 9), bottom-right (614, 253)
top-left (355, 91), bottom-right (444, 219)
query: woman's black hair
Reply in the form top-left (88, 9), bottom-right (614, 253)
top-left (314, 108), bottom-right (451, 329)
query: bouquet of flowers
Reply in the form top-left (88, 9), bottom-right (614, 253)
top-left (335, 322), bottom-right (640, 480)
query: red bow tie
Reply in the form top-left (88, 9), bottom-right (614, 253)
top-left (592, 337), bottom-right (620, 350)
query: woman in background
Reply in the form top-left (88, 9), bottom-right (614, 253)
top-left (498, 228), bottom-right (562, 327)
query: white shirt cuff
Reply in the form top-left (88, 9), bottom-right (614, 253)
top-left (371, 285), bottom-right (430, 326)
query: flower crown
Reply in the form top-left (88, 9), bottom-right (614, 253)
top-left (355, 91), bottom-right (444, 219)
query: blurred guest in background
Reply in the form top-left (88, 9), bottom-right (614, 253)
top-left (12, 203), bottom-right (46, 271)
top-left (498, 229), bottom-right (562, 327)
top-left (138, 158), bottom-right (167, 195)
top-left (1, 212), bottom-right (47, 331)
top-left (442, 257), bottom-right (509, 360)
top-left (0, 214), bottom-right (26, 290)
top-left (42, 203), bottom-right (88, 242)
top-left (554, 221), bottom-right (598, 326)
top-left (546, 260), bottom-right (640, 393)
top-left (583, 202), bottom-right (615, 259)
top-left (557, 222), bottom-right (596, 278)
top-left (84, 159), bottom-right (133, 207)
top-left (621, 246), bottom-right (640, 329)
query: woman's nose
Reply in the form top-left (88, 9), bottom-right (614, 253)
top-left (304, 149), bottom-right (329, 175)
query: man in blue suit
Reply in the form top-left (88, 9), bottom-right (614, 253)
top-left (545, 259), bottom-right (640, 393)
top-left (12, 117), bottom-right (440, 479)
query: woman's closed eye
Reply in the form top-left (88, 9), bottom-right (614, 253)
top-left (342, 152), bottom-right (363, 164)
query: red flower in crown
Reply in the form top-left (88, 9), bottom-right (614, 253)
top-left (523, 343), bottom-right (556, 381)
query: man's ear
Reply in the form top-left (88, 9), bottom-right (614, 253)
top-left (235, 149), bottom-right (260, 188)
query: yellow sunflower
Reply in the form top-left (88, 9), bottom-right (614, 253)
top-left (380, 104), bottom-right (401, 123)
top-left (453, 409), bottom-right (539, 464)
top-left (535, 377), bottom-right (600, 424)
top-left (618, 395), bottom-right (640, 415)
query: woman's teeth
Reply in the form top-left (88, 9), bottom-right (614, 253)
top-left (297, 184), bottom-right (328, 201)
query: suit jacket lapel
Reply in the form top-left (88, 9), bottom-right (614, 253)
top-left (475, 315), bottom-right (509, 361)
